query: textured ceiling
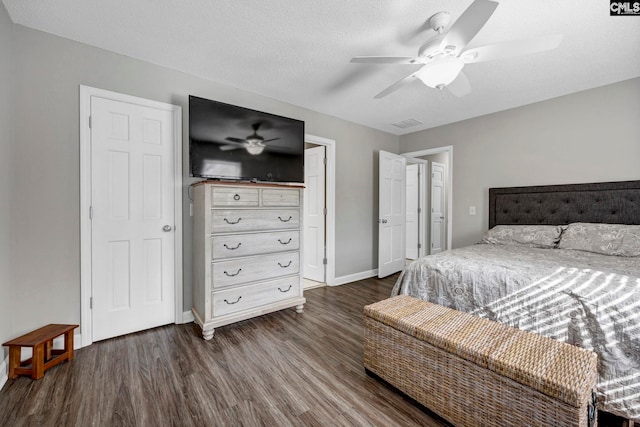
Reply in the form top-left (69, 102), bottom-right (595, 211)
top-left (4, 0), bottom-right (640, 135)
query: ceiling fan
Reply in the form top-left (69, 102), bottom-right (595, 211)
top-left (350, 0), bottom-right (563, 98)
top-left (219, 122), bottom-right (280, 155)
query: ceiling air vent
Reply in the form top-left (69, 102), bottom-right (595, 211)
top-left (392, 118), bottom-right (422, 129)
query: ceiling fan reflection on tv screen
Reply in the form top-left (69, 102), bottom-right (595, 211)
top-left (188, 95), bottom-right (305, 184)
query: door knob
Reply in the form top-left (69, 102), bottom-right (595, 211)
top-left (163, 225), bottom-right (172, 232)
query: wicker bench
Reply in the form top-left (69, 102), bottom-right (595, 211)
top-left (364, 296), bottom-right (598, 427)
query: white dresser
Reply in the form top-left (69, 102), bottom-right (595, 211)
top-left (192, 182), bottom-right (305, 339)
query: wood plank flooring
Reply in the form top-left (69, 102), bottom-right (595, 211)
top-left (0, 274), bottom-right (449, 427)
top-left (0, 274), bottom-right (630, 426)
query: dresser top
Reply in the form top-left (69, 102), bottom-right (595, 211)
top-left (192, 180), bottom-right (304, 189)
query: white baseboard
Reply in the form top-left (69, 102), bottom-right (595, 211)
top-left (73, 332), bottom-right (83, 349)
top-left (0, 354), bottom-right (7, 391)
top-left (182, 310), bottom-right (194, 324)
top-left (332, 269), bottom-right (378, 286)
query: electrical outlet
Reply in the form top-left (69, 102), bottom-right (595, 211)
top-left (469, 206), bottom-right (476, 216)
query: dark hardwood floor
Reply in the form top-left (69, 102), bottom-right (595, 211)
top-left (0, 274), bottom-right (630, 426)
top-left (0, 274), bottom-right (449, 427)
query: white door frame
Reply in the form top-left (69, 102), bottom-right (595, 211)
top-left (402, 146), bottom-right (453, 252)
top-left (79, 85), bottom-right (183, 347)
top-left (304, 134), bottom-right (336, 286)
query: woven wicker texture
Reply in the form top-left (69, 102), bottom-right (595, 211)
top-left (364, 296), bottom-right (598, 427)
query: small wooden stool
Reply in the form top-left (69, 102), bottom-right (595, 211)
top-left (2, 324), bottom-right (78, 380)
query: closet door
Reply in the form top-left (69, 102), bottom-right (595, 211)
top-left (90, 95), bottom-right (176, 341)
top-left (303, 145), bottom-right (326, 283)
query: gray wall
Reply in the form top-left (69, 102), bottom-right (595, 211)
top-left (0, 4), bottom-right (15, 356)
top-left (8, 23), bottom-right (398, 336)
top-left (400, 77), bottom-right (640, 248)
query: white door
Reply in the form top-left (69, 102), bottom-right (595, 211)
top-left (303, 145), bottom-right (326, 283)
top-left (378, 150), bottom-right (406, 278)
top-left (405, 164), bottom-right (419, 260)
top-left (91, 96), bottom-right (176, 341)
top-left (418, 162), bottom-right (427, 259)
top-left (430, 162), bottom-right (446, 254)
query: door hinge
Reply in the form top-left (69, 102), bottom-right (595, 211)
top-left (89, 115), bottom-right (92, 128)
top-left (418, 207), bottom-right (421, 213)
top-left (323, 258), bottom-right (327, 265)
top-left (418, 243), bottom-right (422, 249)
top-left (89, 206), bottom-right (93, 220)
top-left (323, 207), bottom-right (327, 216)
top-left (89, 297), bottom-right (93, 309)
top-left (431, 242), bottom-right (434, 248)
top-left (323, 157), bottom-right (327, 165)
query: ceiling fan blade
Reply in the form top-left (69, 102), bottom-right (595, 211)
top-left (262, 138), bottom-right (281, 144)
top-left (374, 72), bottom-right (418, 99)
top-left (447, 71), bottom-right (471, 97)
top-left (219, 144), bottom-right (243, 151)
top-left (440, 0), bottom-right (498, 54)
top-left (225, 137), bottom-right (245, 143)
top-left (351, 56), bottom-right (418, 65)
top-left (460, 34), bottom-right (564, 64)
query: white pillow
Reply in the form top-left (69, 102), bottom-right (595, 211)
top-left (558, 223), bottom-right (640, 257)
top-left (481, 225), bottom-right (563, 249)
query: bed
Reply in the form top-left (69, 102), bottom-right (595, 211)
top-left (392, 180), bottom-right (640, 423)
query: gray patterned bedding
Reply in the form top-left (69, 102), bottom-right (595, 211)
top-left (392, 243), bottom-right (640, 421)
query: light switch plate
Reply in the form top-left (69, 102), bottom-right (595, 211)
top-left (469, 206), bottom-right (476, 216)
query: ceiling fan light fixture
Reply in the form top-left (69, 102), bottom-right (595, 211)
top-left (245, 145), bottom-right (265, 155)
top-left (416, 57), bottom-right (464, 89)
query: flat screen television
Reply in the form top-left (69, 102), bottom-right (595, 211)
top-left (189, 95), bottom-right (305, 183)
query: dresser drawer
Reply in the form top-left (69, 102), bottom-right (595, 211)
top-left (212, 231), bottom-right (300, 259)
top-left (212, 187), bottom-right (259, 207)
top-left (212, 251), bottom-right (299, 288)
top-left (211, 209), bottom-right (300, 233)
top-left (212, 276), bottom-right (300, 317)
top-left (262, 188), bottom-right (300, 207)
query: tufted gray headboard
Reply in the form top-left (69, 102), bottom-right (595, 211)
top-left (489, 180), bottom-right (640, 229)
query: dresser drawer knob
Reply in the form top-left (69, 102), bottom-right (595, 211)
top-left (224, 296), bottom-right (242, 305)
top-left (278, 238), bottom-right (292, 245)
top-left (277, 261), bottom-right (292, 268)
top-left (278, 285), bottom-right (292, 293)
top-left (224, 217), bottom-right (242, 225)
top-left (233, 194), bottom-right (241, 201)
top-left (223, 268), bottom-right (242, 277)
top-left (278, 216), bottom-right (292, 222)
top-left (224, 242), bottom-right (242, 250)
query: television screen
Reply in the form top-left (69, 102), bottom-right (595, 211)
top-left (189, 96), bottom-right (305, 183)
